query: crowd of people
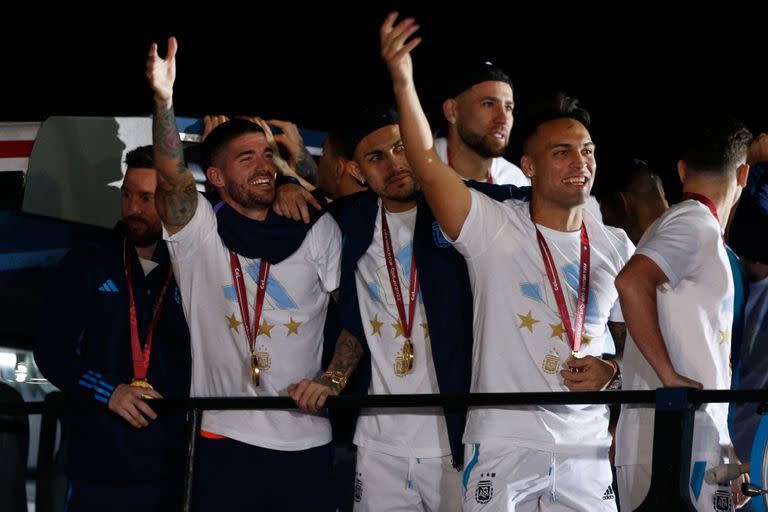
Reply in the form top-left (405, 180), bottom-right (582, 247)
top-left (31, 13), bottom-right (768, 512)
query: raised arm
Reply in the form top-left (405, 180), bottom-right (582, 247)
top-left (615, 254), bottom-right (703, 388)
top-left (146, 37), bottom-right (198, 234)
top-left (380, 12), bottom-right (470, 240)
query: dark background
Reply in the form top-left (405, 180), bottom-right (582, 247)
top-left (3, 4), bottom-right (767, 198)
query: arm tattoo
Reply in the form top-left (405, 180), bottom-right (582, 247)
top-left (325, 329), bottom-right (364, 378)
top-left (154, 104), bottom-right (184, 164)
top-left (607, 321), bottom-right (627, 360)
top-left (152, 103), bottom-right (197, 227)
top-left (294, 145), bottom-right (318, 184)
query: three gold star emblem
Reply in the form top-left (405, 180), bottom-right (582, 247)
top-left (226, 313), bottom-right (242, 332)
top-left (257, 319), bottom-right (274, 338)
top-left (284, 317), bottom-right (302, 336)
top-left (518, 310), bottom-right (539, 332)
top-left (392, 320), bottom-right (405, 338)
top-left (549, 322), bottom-right (565, 340)
top-left (370, 314), bottom-right (383, 335)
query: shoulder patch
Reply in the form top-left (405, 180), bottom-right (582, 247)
top-left (432, 221), bottom-right (451, 248)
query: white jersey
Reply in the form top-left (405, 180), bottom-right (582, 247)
top-left (616, 200), bottom-right (734, 466)
top-left (164, 194), bottom-right (341, 451)
top-left (450, 189), bottom-right (633, 454)
top-left (353, 201), bottom-right (451, 458)
top-left (434, 137), bottom-right (530, 188)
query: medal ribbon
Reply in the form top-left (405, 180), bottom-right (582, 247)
top-left (381, 208), bottom-right (419, 346)
top-left (530, 207), bottom-right (590, 354)
top-left (125, 242), bottom-right (173, 381)
top-left (229, 251), bottom-right (270, 362)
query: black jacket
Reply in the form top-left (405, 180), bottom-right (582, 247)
top-left (34, 230), bottom-right (191, 482)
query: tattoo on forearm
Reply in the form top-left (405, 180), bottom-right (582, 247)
top-left (295, 145), bottom-right (318, 183)
top-left (156, 175), bottom-right (197, 226)
top-left (327, 329), bottom-right (363, 377)
top-left (154, 104), bottom-right (184, 166)
top-left (608, 321), bottom-right (627, 359)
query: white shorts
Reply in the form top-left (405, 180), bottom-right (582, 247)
top-left (462, 443), bottom-right (616, 512)
top-left (353, 445), bottom-right (462, 511)
top-left (616, 422), bottom-right (733, 512)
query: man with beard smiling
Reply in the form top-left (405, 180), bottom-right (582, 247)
top-left (35, 145), bottom-right (192, 511)
top-left (381, 13), bottom-right (630, 510)
top-left (147, 38), bottom-right (343, 511)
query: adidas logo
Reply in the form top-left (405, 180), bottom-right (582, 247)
top-left (603, 485), bottom-right (615, 501)
top-left (98, 279), bottom-right (119, 293)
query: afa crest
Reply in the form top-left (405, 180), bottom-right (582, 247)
top-left (713, 489), bottom-right (731, 511)
top-left (475, 472), bottom-right (495, 504)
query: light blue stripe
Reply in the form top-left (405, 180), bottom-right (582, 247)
top-left (94, 387), bottom-right (111, 398)
top-left (77, 379), bottom-right (94, 389)
top-left (98, 380), bottom-right (114, 391)
top-left (0, 249), bottom-right (69, 271)
top-left (81, 373), bottom-right (98, 384)
top-left (463, 443), bottom-right (480, 491)
top-left (94, 394), bottom-right (108, 404)
top-left (690, 460), bottom-right (707, 500)
top-left (86, 370), bottom-right (102, 378)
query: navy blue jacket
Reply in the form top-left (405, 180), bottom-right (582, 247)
top-left (34, 229), bottom-right (191, 483)
top-left (329, 182), bottom-right (530, 466)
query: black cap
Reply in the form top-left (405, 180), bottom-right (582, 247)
top-left (441, 61), bottom-right (513, 100)
top-left (340, 105), bottom-right (400, 159)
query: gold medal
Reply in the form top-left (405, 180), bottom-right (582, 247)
top-left (394, 355), bottom-right (407, 378)
top-left (542, 349), bottom-right (561, 375)
top-left (130, 378), bottom-right (154, 399)
top-left (566, 350), bottom-right (583, 373)
top-left (402, 338), bottom-right (414, 373)
top-left (250, 354), bottom-right (260, 386)
top-left (394, 340), bottom-right (414, 378)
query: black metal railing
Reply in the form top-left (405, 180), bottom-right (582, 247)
top-left (2, 388), bottom-right (767, 511)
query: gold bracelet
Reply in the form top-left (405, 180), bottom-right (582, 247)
top-left (322, 370), bottom-right (347, 391)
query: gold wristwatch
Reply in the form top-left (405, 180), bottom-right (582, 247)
top-left (322, 370), bottom-right (348, 391)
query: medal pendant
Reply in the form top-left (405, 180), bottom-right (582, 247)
top-left (566, 350), bottom-right (583, 373)
top-left (401, 338), bottom-right (414, 373)
top-left (130, 378), bottom-right (154, 399)
top-left (250, 354), bottom-right (260, 386)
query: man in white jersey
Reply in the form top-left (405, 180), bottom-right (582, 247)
top-left (146, 38), bottom-right (345, 510)
top-left (434, 61), bottom-right (529, 187)
top-left (615, 115), bottom-right (752, 511)
top-left (380, 14), bottom-right (630, 511)
top-left (289, 106), bottom-right (530, 510)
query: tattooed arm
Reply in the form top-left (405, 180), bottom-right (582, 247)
top-left (288, 328), bottom-right (364, 414)
top-left (146, 37), bottom-right (198, 235)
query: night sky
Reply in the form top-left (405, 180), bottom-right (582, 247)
top-left (4, 4), bottom-right (768, 197)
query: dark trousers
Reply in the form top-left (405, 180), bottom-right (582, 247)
top-left (64, 479), bottom-right (181, 512)
top-left (193, 437), bottom-right (337, 511)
